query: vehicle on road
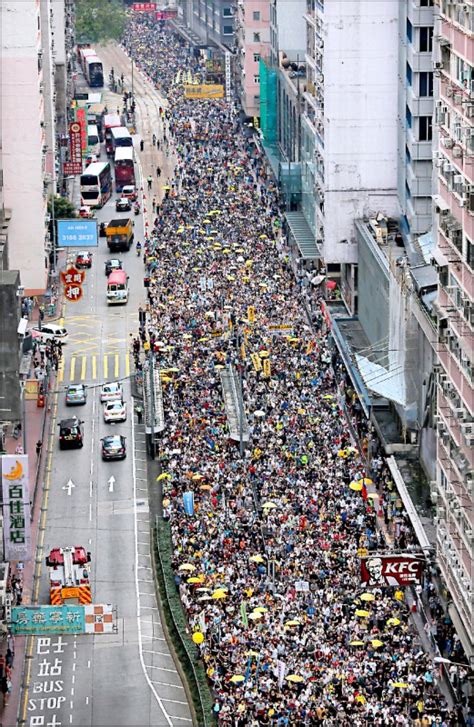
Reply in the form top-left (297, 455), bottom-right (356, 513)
top-left (87, 124), bottom-right (101, 157)
top-left (103, 400), bottom-right (127, 423)
top-left (105, 258), bottom-right (123, 276)
top-left (121, 184), bottom-right (137, 201)
top-left (75, 251), bottom-right (93, 268)
top-left (105, 218), bottom-right (134, 252)
top-left (58, 417), bottom-right (84, 449)
top-left (107, 269), bottom-right (129, 305)
top-left (80, 161), bottom-right (112, 208)
top-left (101, 434), bottom-right (127, 461)
top-left (104, 113), bottom-right (122, 156)
top-left (84, 55), bottom-right (104, 88)
top-left (100, 381), bottom-right (123, 403)
top-left (78, 205), bottom-right (94, 218)
top-left (114, 147), bottom-right (135, 192)
top-left (115, 196), bottom-right (132, 212)
top-left (31, 323), bottom-right (68, 343)
top-left (46, 546), bottom-right (92, 605)
top-left (111, 126), bottom-right (133, 151)
top-left (65, 384), bottom-right (87, 406)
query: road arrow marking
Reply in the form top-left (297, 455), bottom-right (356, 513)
top-left (62, 479), bottom-right (75, 496)
top-left (108, 476), bottom-right (115, 493)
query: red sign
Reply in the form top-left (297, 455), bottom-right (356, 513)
top-left (69, 122), bottom-right (82, 165)
top-left (60, 267), bottom-right (86, 286)
top-left (63, 162), bottom-right (83, 176)
top-left (360, 555), bottom-right (424, 587)
top-left (156, 8), bottom-right (177, 19)
top-left (64, 283), bottom-right (84, 302)
top-left (76, 108), bottom-right (87, 152)
top-left (132, 2), bottom-right (157, 11)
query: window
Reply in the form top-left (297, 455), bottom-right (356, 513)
top-left (406, 105), bottom-right (412, 129)
top-left (253, 75), bottom-right (260, 84)
top-left (467, 237), bottom-right (474, 270)
top-left (418, 116), bottom-right (432, 141)
top-left (419, 71), bottom-right (433, 96)
top-left (223, 25), bottom-right (233, 35)
top-left (405, 182), bottom-right (411, 199)
top-left (253, 10), bottom-right (260, 20)
top-left (253, 32), bottom-right (260, 42)
top-left (222, 7), bottom-right (233, 16)
top-left (406, 63), bottom-right (412, 86)
top-left (419, 0), bottom-right (434, 5)
top-left (419, 27), bottom-right (433, 52)
top-left (253, 52), bottom-right (260, 63)
top-left (407, 19), bottom-right (413, 43)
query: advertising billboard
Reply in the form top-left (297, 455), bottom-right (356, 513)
top-left (11, 605), bottom-right (85, 635)
top-left (57, 219), bottom-right (98, 248)
top-left (69, 121), bottom-right (82, 165)
top-left (184, 85), bottom-right (224, 99)
top-left (1, 455), bottom-right (31, 562)
top-left (360, 555), bottom-right (424, 587)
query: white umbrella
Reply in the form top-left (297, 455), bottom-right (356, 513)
top-left (254, 410), bottom-right (266, 418)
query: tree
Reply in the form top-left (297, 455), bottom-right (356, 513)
top-left (48, 196), bottom-right (76, 220)
top-left (75, 0), bottom-right (128, 45)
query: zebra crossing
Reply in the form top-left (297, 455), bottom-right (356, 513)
top-left (58, 351), bottom-right (132, 383)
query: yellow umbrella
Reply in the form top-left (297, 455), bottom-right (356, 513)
top-left (349, 640), bottom-right (365, 646)
top-left (157, 472), bottom-right (172, 482)
top-left (390, 682), bottom-right (409, 688)
top-left (179, 564), bottom-right (196, 572)
top-left (230, 675), bottom-right (245, 683)
top-left (349, 481), bottom-right (363, 491)
top-left (387, 617), bottom-right (401, 627)
top-left (253, 607), bottom-right (268, 613)
top-left (244, 650), bottom-right (260, 657)
top-left (259, 350), bottom-right (270, 358)
top-left (285, 620), bottom-right (300, 627)
top-left (161, 376), bottom-right (172, 383)
top-left (200, 484), bottom-right (212, 491)
top-left (248, 612), bottom-right (263, 620)
top-left (262, 502), bottom-right (277, 509)
top-left (355, 609), bottom-right (371, 618)
top-left (286, 674), bottom-right (304, 683)
top-left (188, 576), bottom-right (205, 584)
top-left (360, 593), bottom-right (376, 602)
top-left (203, 219), bottom-right (212, 224)
top-left (211, 589), bottom-right (227, 599)
top-left (198, 337), bottom-right (209, 343)
top-left (192, 474), bottom-right (203, 481)
top-left (357, 478), bottom-right (373, 486)
top-left (250, 555), bottom-right (265, 563)
top-left (367, 492), bottom-right (379, 499)
top-left (371, 639), bottom-right (384, 648)
top-left (162, 185), bottom-right (171, 190)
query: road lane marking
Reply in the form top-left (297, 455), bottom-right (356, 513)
top-left (58, 357), bottom-right (65, 383)
top-left (114, 353), bottom-right (120, 378)
top-left (125, 352), bottom-right (130, 378)
top-left (81, 355), bottom-right (87, 380)
top-left (103, 354), bottom-right (108, 380)
top-left (69, 356), bottom-right (76, 381)
top-left (92, 354), bottom-right (97, 380)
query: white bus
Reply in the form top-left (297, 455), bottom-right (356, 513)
top-left (80, 162), bottom-right (112, 207)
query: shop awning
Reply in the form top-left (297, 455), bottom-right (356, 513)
top-left (284, 212), bottom-right (320, 260)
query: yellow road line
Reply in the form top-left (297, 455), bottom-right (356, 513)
top-left (125, 353), bottom-right (130, 379)
top-left (69, 356), bottom-right (76, 382)
top-left (114, 353), bottom-right (119, 378)
top-left (81, 355), bottom-right (87, 381)
top-left (103, 354), bottom-right (108, 380)
top-left (58, 357), bottom-right (65, 383)
top-left (92, 355), bottom-right (97, 380)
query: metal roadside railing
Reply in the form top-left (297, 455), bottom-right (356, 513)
top-left (152, 517), bottom-right (215, 727)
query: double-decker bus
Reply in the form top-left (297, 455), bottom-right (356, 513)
top-left (103, 114), bottom-right (123, 155)
top-left (84, 55), bottom-right (104, 88)
top-left (111, 127), bottom-right (133, 152)
top-left (80, 162), bottom-right (112, 207)
top-left (114, 148), bottom-right (135, 192)
top-left (78, 47), bottom-right (95, 71)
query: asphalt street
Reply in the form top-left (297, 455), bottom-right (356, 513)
top-left (19, 56), bottom-right (192, 727)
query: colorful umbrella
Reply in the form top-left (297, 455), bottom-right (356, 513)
top-left (390, 682), bottom-right (409, 688)
top-left (248, 612), bottom-right (263, 620)
top-left (179, 564), bottom-right (196, 572)
top-left (250, 555), bottom-right (265, 563)
top-left (187, 576), bottom-right (205, 584)
top-left (285, 620), bottom-right (300, 627)
top-left (349, 482), bottom-right (363, 491)
top-left (230, 675), bottom-right (245, 683)
top-left (387, 617), bottom-right (401, 627)
top-left (253, 607), bottom-right (268, 613)
top-left (157, 473), bottom-right (172, 481)
top-left (355, 609), bottom-right (371, 618)
top-left (262, 502), bottom-right (277, 509)
top-left (360, 593), bottom-right (375, 602)
top-left (349, 640), bottom-right (365, 646)
top-left (371, 639), bottom-right (384, 648)
top-left (286, 674), bottom-right (304, 683)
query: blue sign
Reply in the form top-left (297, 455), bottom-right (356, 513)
top-left (57, 219), bottom-right (98, 247)
top-left (11, 605), bottom-right (86, 634)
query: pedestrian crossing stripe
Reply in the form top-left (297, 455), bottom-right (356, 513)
top-left (58, 353), bottom-right (132, 383)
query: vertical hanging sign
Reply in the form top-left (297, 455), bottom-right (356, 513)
top-left (1, 455), bottom-right (31, 562)
top-left (225, 51), bottom-right (231, 101)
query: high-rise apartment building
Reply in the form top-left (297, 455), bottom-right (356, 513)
top-left (236, 0), bottom-right (270, 118)
top-left (432, 0), bottom-right (473, 665)
top-left (189, 0), bottom-right (236, 49)
top-left (397, 0), bottom-right (435, 238)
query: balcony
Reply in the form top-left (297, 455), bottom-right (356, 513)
top-left (406, 85), bottom-right (434, 117)
top-left (406, 43), bottom-right (433, 73)
top-left (406, 128), bottom-right (432, 160)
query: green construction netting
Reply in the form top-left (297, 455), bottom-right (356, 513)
top-left (259, 59), bottom-right (277, 144)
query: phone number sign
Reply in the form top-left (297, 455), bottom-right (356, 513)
top-left (57, 219), bottom-right (98, 247)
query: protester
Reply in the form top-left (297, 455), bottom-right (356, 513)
top-left (124, 15), bottom-right (461, 725)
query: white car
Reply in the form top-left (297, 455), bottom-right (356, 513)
top-left (31, 324), bottom-right (69, 344)
top-left (103, 400), bottom-right (127, 423)
top-left (100, 381), bottom-right (123, 403)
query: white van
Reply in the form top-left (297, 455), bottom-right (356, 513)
top-left (87, 124), bottom-right (100, 157)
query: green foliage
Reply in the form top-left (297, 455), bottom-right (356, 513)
top-left (48, 196), bottom-right (76, 220)
top-left (75, 0), bottom-right (128, 45)
top-left (153, 521), bottom-right (215, 726)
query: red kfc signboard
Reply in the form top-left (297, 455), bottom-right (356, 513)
top-left (360, 555), bottom-right (423, 587)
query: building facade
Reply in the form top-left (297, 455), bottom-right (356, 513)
top-left (189, 0), bottom-right (236, 49)
top-left (397, 0), bottom-right (435, 239)
top-left (236, 0), bottom-right (270, 118)
top-left (433, 0), bottom-right (474, 665)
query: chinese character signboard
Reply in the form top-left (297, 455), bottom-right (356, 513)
top-left (75, 108), bottom-right (87, 152)
top-left (60, 265), bottom-right (86, 303)
top-left (63, 161), bottom-right (83, 176)
top-left (1, 455), bottom-right (31, 561)
top-left (69, 121), bottom-right (82, 165)
top-left (360, 555), bottom-right (424, 587)
top-left (11, 605), bottom-right (85, 635)
top-left (57, 219), bottom-right (98, 247)
top-left (132, 2), bottom-right (157, 10)
top-left (184, 85), bottom-right (224, 99)
top-left (64, 283), bottom-right (84, 303)
top-left (225, 51), bottom-right (231, 101)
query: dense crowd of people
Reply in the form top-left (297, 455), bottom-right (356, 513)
top-left (123, 14), bottom-right (463, 726)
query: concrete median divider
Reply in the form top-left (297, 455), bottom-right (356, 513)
top-left (152, 517), bottom-right (215, 727)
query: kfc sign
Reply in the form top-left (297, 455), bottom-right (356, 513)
top-left (360, 555), bottom-right (423, 587)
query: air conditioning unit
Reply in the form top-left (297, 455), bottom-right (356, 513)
top-left (453, 146), bottom-right (463, 158)
top-left (442, 138), bottom-right (455, 149)
top-left (443, 161), bottom-right (454, 172)
top-left (435, 61), bottom-right (445, 69)
top-left (454, 174), bottom-right (463, 185)
top-left (445, 86), bottom-right (454, 98)
top-left (453, 92), bottom-right (463, 104)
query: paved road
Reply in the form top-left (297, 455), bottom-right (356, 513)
top-left (19, 51), bottom-right (192, 727)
